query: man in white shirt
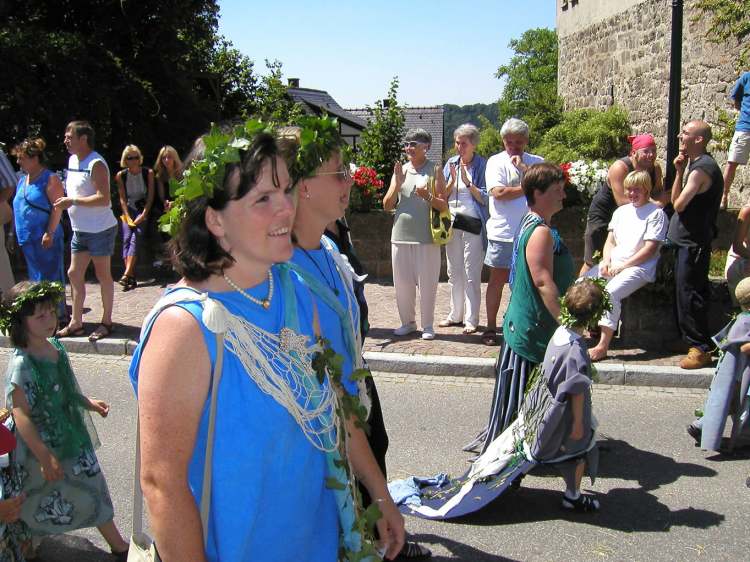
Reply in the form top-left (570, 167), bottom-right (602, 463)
top-left (54, 121), bottom-right (118, 342)
top-left (481, 118), bottom-right (544, 345)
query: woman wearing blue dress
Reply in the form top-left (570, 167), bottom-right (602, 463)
top-left (11, 138), bottom-right (66, 318)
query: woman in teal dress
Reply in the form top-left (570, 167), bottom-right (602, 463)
top-left (466, 163), bottom-right (575, 454)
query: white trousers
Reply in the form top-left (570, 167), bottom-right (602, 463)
top-left (586, 264), bottom-right (652, 330)
top-left (445, 229), bottom-right (484, 328)
top-left (392, 242), bottom-right (441, 329)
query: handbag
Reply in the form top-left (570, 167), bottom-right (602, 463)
top-left (449, 167), bottom-right (483, 235)
top-left (429, 167), bottom-right (452, 245)
top-left (128, 331), bottom-right (225, 562)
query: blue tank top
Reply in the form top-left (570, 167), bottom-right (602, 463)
top-left (13, 170), bottom-right (63, 245)
top-left (128, 266), bottom-right (340, 561)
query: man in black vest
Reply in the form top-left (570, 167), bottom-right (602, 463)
top-left (668, 120), bottom-right (723, 369)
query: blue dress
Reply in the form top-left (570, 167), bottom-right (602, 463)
top-left (13, 170), bottom-right (65, 284)
top-left (129, 265), bottom-right (341, 562)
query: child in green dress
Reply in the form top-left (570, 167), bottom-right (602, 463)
top-left (1, 281), bottom-right (128, 560)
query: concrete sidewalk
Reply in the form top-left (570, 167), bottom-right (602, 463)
top-left (0, 277), bottom-right (715, 388)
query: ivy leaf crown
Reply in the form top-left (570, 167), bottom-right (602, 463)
top-left (558, 277), bottom-right (613, 330)
top-left (287, 114), bottom-right (351, 183)
top-left (0, 281), bottom-right (65, 333)
top-left (159, 118), bottom-right (275, 236)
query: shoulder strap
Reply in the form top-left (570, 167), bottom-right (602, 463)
top-left (132, 329), bottom-right (225, 550)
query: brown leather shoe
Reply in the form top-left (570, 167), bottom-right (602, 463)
top-left (679, 347), bottom-right (713, 370)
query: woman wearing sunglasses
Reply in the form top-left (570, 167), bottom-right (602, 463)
top-left (114, 145), bottom-right (154, 290)
top-left (382, 128), bottom-right (447, 340)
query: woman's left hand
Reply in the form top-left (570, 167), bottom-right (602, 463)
top-left (459, 164), bottom-right (471, 186)
top-left (414, 183), bottom-right (430, 202)
top-left (375, 497), bottom-right (406, 560)
top-left (90, 399), bottom-right (110, 417)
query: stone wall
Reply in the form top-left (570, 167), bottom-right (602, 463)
top-left (557, 0), bottom-right (750, 206)
top-left (347, 205), bottom-right (738, 281)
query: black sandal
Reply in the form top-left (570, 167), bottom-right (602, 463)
top-left (395, 541), bottom-right (432, 560)
top-left (561, 493), bottom-right (600, 512)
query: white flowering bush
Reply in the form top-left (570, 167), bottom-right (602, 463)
top-left (562, 159), bottom-right (609, 197)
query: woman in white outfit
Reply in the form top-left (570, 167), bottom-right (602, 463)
top-left (585, 170), bottom-right (667, 361)
top-left (440, 124), bottom-right (488, 334)
top-left (383, 128), bottom-right (447, 340)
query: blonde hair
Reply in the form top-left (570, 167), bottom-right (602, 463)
top-left (623, 169), bottom-right (652, 196)
top-left (153, 145), bottom-right (183, 183)
top-left (120, 144), bottom-right (143, 168)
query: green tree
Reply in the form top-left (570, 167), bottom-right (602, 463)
top-left (0, 1), bottom-right (294, 169)
top-left (496, 28), bottom-right (563, 146)
top-left (694, 0), bottom-right (750, 67)
top-left (476, 116), bottom-right (503, 158)
top-left (535, 106), bottom-right (631, 164)
top-left (356, 77), bottom-right (406, 198)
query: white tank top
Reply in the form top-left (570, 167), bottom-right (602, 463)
top-left (66, 151), bottom-right (117, 233)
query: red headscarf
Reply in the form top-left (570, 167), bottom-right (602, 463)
top-left (628, 134), bottom-right (656, 152)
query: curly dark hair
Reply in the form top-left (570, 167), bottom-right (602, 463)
top-left (169, 130), bottom-right (282, 281)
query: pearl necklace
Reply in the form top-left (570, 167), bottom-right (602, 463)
top-left (223, 270), bottom-right (273, 309)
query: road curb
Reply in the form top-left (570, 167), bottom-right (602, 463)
top-left (0, 337), bottom-right (714, 389)
top-left (363, 351), bottom-right (714, 389)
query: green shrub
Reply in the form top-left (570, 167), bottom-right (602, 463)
top-left (476, 115), bottom-right (503, 158)
top-left (535, 106), bottom-right (631, 164)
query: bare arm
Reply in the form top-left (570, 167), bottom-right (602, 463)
top-left (673, 166), bottom-right (710, 213)
top-left (11, 386), bottom-right (63, 480)
top-left (612, 240), bottom-right (661, 273)
top-left (54, 160), bottom-right (111, 210)
top-left (569, 392), bottom-right (585, 440)
top-left (740, 341), bottom-right (750, 355)
top-left (731, 206), bottom-right (750, 259)
top-left (345, 419), bottom-right (405, 559)
top-left (382, 162), bottom-right (404, 212)
top-left (607, 160), bottom-right (630, 207)
top-left (41, 174), bottom-right (65, 249)
top-left (144, 169), bottom-right (155, 216)
top-left (526, 226), bottom-right (561, 321)
top-left (116, 172), bottom-right (129, 218)
top-left (138, 307), bottom-right (211, 562)
top-left (598, 232), bottom-right (616, 277)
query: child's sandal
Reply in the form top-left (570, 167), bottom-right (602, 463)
top-left (561, 493), bottom-right (600, 512)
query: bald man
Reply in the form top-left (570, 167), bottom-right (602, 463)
top-left (668, 120), bottom-right (724, 369)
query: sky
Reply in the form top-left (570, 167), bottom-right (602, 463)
top-left (218, 0), bottom-right (556, 109)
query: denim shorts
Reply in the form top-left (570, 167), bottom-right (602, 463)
top-left (71, 225), bottom-right (117, 256)
top-left (484, 239), bottom-right (514, 269)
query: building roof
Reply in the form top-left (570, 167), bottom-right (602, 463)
top-left (287, 87), bottom-right (367, 129)
top-left (348, 106), bottom-right (445, 163)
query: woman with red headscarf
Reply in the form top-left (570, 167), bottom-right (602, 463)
top-left (580, 134), bottom-right (664, 275)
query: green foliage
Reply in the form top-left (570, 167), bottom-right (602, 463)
top-left (0, 1), bottom-right (298, 171)
top-left (535, 106), bottom-right (631, 164)
top-left (710, 249), bottom-right (728, 278)
top-left (712, 109), bottom-right (737, 153)
top-left (253, 60), bottom-right (304, 125)
top-left (356, 77), bottom-right (406, 200)
top-left (693, 0), bottom-right (750, 67)
top-left (442, 103), bottom-right (499, 157)
top-left (496, 28), bottom-right (563, 146)
top-left (476, 115), bottom-right (503, 158)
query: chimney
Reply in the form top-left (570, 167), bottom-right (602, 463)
top-left (288, 78), bottom-right (300, 88)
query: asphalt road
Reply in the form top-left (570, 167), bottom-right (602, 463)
top-left (0, 351), bottom-right (748, 562)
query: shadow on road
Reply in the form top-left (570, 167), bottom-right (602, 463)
top-left (36, 534), bottom-right (111, 561)
top-left (409, 532), bottom-right (521, 561)
top-left (445, 438), bottom-right (724, 533)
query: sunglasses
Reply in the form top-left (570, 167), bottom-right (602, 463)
top-left (126, 156), bottom-right (140, 161)
top-left (402, 141), bottom-right (425, 149)
top-left (315, 168), bottom-right (352, 181)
